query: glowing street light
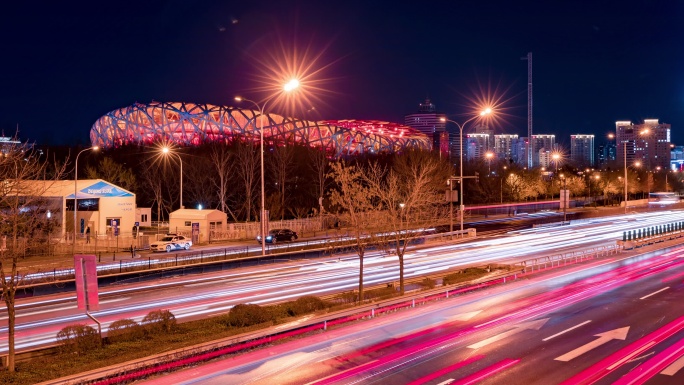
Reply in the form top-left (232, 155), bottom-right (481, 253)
top-left (73, 146), bottom-right (99, 254)
top-left (441, 107), bottom-right (493, 237)
top-left (161, 146), bottom-right (183, 210)
top-left (236, 79), bottom-right (300, 257)
top-left (485, 151), bottom-right (494, 175)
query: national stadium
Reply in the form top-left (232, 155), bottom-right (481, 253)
top-left (90, 101), bottom-right (431, 156)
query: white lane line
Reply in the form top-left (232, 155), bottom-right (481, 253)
top-left (640, 287), bottom-right (669, 300)
top-left (436, 380), bottom-right (455, 385)
top-left (542, 320), bottom-right (591, 342)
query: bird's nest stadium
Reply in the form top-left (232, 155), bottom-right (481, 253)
top-left (90, 101), bottom-right (431, 157)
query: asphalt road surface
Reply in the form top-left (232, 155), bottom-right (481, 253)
top-left (139, 246), bottom-right (684, 385)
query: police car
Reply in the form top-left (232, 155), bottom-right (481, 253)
top-left (150, 234), bottom-right (192, 252)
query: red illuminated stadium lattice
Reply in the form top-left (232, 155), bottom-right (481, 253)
top-left (90, 102), bottom-right (430, 157)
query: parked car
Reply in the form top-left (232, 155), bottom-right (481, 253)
top-left (150, 234), bottom-right (192, 252)
top-left (256, 228), bottom-right (298, 244)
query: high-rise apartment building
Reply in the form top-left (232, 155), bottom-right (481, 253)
top-left (570, 134), bottom-right (595, 167)
top-left (530, 134), bottom-right (556, 167)
top-left (616, 119), bottom-right (671, 170)
top-left (404, 98), bottom-right (447, 158)
top-left (466, 133), bottom-right (490, 161)
top-left (494, 134), bottom-right (519, 162)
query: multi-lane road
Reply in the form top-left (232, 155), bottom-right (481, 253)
top-left (2, 210), bottom-right (684, 372)
top-left (141, 244), bottom-right (684, 384)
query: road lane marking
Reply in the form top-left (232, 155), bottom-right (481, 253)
top-left (640, 287), bottom-right (669, 300)
top-left (445, 310), bottom-right (482, 322)
top-left (555, 326), bottom-right (630, 362)
top-left (542, 320), bottom-right (591, 341)
top-left (607, 341), bottom-right (655, 370)
top-left (661, 354), bottom-right (684, 376)
top-left (436, 380), bottom-right (454, 385)
top-left (467, 318), bottom-right (548, 350)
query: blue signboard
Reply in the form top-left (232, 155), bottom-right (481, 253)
top-left (67, 180), bottom-right (134, 199)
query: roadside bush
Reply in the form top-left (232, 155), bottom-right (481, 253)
top-left (443, 267), bottom-right (490, 286)
top-left (292, 296), bottom-right (327, 314)
top-left (420, 277), bottom-right (436, 290)
top-left (227, 304), bottom-right (271, 328)
top-left (142, 309), bottom-right (176, 334)
top-left (335, 291), bottom-right (359, 304)
top-left (107, 319), bottom-right (144, 343)
top-left (363, 286), bottom-right (396, 301)
top-left (56, 324), bottom-right (100, 354)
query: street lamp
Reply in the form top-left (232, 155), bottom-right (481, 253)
top-left (161, 147), bottom-right (183, 210)
top-left (560, 173), bottom-right (567, 222)
top-left (551, 152), bottom-right (561, 175)
top-left (441, 108), bottom-right (492, 237)
top-left (73, 146), bottom-right (99, 254)
top-left (485, 151), bottom-right (494, 175)
top-left (399, 203), bottom-right (405, 230)
top-left (235, 79), bottom-right (300, 257)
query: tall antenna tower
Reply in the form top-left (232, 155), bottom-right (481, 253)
top-left (521, 52), bottom-right (533, 168)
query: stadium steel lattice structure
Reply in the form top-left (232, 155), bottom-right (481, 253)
top-left (90, 101), bottom-right (431, 156)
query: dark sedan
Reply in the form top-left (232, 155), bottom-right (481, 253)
top-left (256, 228), bottom-right (298, 244)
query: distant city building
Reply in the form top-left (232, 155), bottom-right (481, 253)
top-left (404, 98), bottom-right (448, 158)
top-left (530, 134), bottom-right (556, 167)
top-left (616, 119), bottom-right (671, 170)
top-left (494, 134), bottom-right (519, 163)
top-left (466, 133), bottom-right (490, 161)
top-left (597, 141), bottom-right (616, 169)
top-left (514, 137), bottom-right (529, 166)
top-left (539, 149), bottom-right (553, 169)
top-left (570, 134), bottom-right (595, 167)
top-left (670, 145), bottom-right (684, 171)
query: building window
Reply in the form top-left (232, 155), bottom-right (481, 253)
top-left (141, 214), bottom-right (148, 222)
top-left (184, 221), bottom-right (191, 226)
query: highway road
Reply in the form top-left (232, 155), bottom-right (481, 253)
top-left (2, 210), bottom-right (684, 358)
top-left (139, 245), bottom-right (684, 385)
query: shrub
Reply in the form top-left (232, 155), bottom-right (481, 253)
top-left (142, 309), bottom-right (176, 334)
top-left (363, 286), bottom-right (396, 301)
top-left (292, 296), bottom-right (327, 314)
top-left (420, 277), bottom-right (436, 289)
top-left (227, 304), bottom-right (271, 328)
top-left (443, 267), bottom-right (490, 286)
top-left (335, 291), bottom-right (359, 304)
top-left (107, 319), bottom-right (144, 343)
top-left (56, 324), bottom-right (100, 354)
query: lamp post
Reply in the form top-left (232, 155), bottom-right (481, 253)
top-left (560, 173), bottom-right (567, 222)
top-left (485, 151), bottom-right (493, 175)
top-left (161, 147), bottom-right (183, 210)
top-left (552, 152), bottom-right (561, 175)
top-left (235, 79), bottom-right (300, 257)
top-left (623, 140), bottom-right (628, 213)
top-left (441, 108), bottom-right (492, 237)
top-left (73, 146), bottom-right (99, 254)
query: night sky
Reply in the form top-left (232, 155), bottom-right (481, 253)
top-left (2, 0), bottom-right (683, 148)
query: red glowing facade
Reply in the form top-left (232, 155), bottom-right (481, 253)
top-left (90, 102), bottom-right (431, 156)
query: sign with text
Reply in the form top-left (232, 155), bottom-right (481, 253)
top-left (74, 254), bottom-right (99, 311)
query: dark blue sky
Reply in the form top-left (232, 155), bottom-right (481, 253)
top-left (1, 0), bottom-right (683, 148)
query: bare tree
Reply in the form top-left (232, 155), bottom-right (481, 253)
top-left (183, 155), bottom-right (216, 209)
top-left (309, 148), bottom-right (329, 215)
top-left (233, 140), bottom-right (259, 221)
top-left (328, 161), bottom-right (377, 302)
top-left (0, 143), bottom-right (67, 372)
top-left (209, 144), bottom-right (238, 221)
top-left (138, 159), bottom-right (168, 224)
top-left (85, 156), bottom-right (136, 191)
top-left (365, 152), bottom-right (447, 295)
top-left (269, 144), bottom-right (294, 220)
